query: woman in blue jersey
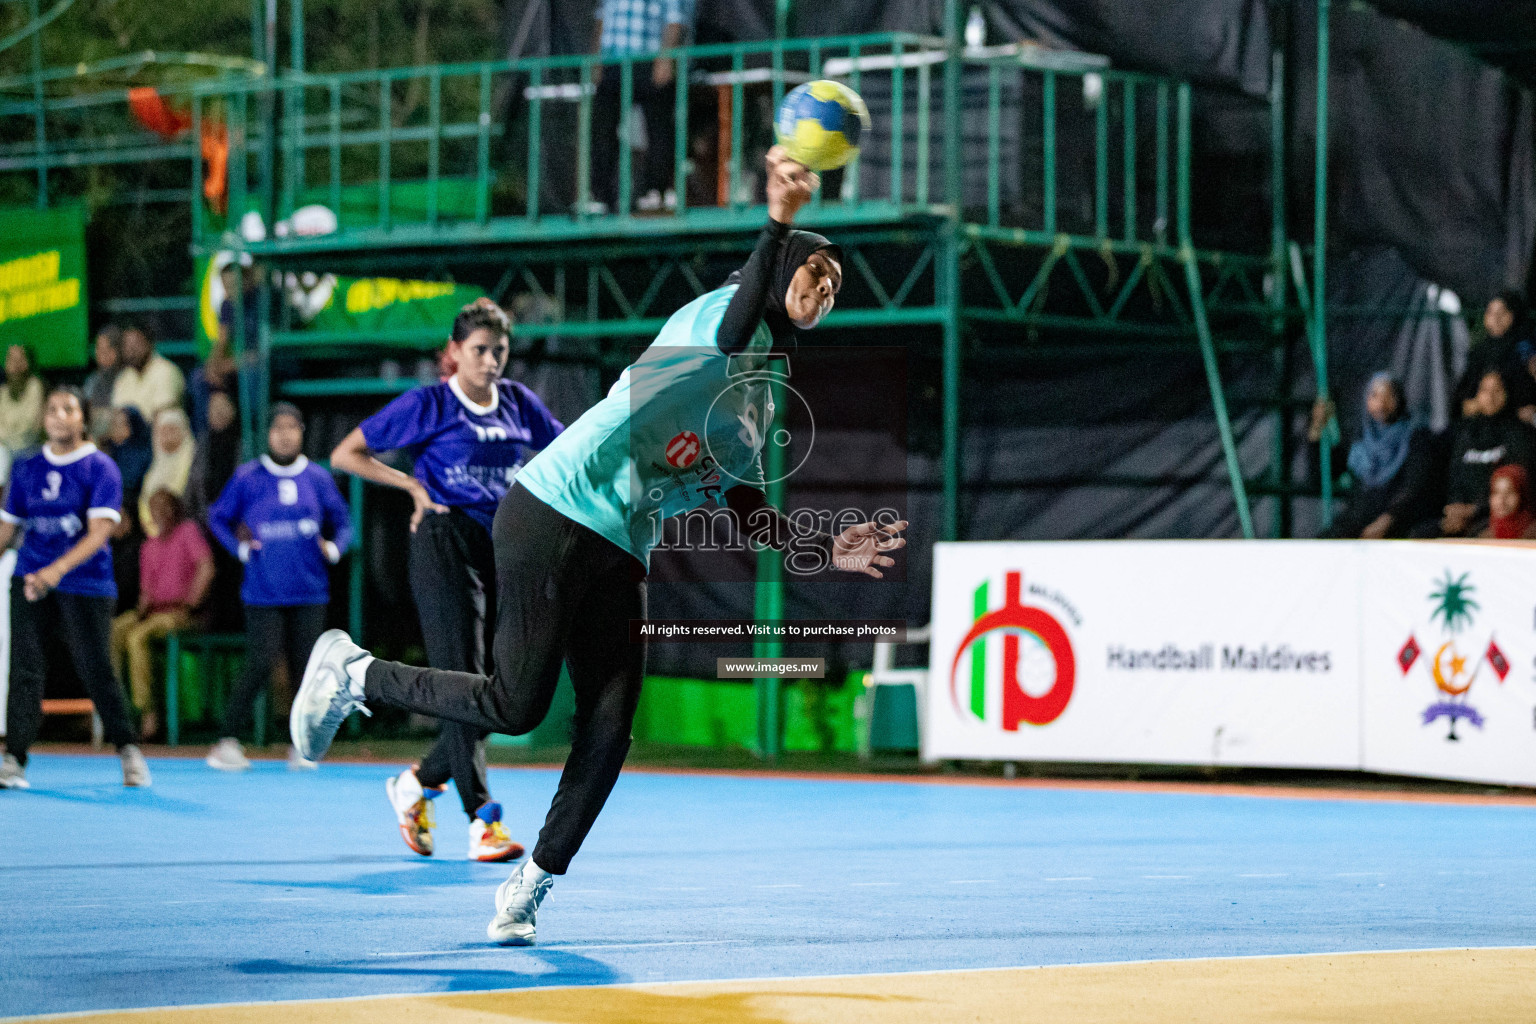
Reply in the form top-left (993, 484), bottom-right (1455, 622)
top-left (329, 298), bottom-right (563, 863)
top-left (0, 386), bottom-right (149, 790)
top-left (292, 148), bottom-right (906, 943)
top-left (205, 403), bottom-right (352, 771)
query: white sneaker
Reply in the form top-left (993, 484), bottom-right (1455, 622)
top-left (468, 802), bottom-right (524, 862)
top-left (289, 629), bottom-right (372, 762)
top-left (0, 753), bottom-right (29, 789)
top-left (386, 768), bottom-right (440, 857)
top-left (206, 737), bottom-right (251, 772)
top-left (121, 745), bottom-right (152, 788)
top-left (287, 745), bottom-right (318, 771)
top-left (635, 189), bottom-right (663, 212)
top-left (488, 862), bottom-right (554, 945)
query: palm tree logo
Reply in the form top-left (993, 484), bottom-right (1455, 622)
top-left (1428, 572), bottom-right (1478, 635)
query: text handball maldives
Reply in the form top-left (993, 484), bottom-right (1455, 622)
top-left (1105, 644), bottom-right (1333, 673)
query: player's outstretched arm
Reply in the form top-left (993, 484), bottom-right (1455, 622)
top-left (716, 148), bottom-right (824, 355)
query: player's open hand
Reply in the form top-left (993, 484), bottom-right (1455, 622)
top-left (832, 520), bottom-right (907, 579)
top-left (408, 482), bottom-right (449, 533)
top-left (766, 145), bottom-right (819, 225)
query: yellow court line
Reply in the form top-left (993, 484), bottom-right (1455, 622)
top-left (15, 947), bottom-right (1536, 1024)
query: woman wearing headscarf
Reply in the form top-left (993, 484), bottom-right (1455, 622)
top-left (1322, 374), bottom-right (1437, 539)
top-left (1479, 464), bottom-right (1536, 540)
top-left (291, 147), bottom-right (907, 946)
top-left (138, 409), bottom-right (196, 539)
top-left (105, 407), bottom-right (153, 505)
top-left (0, 343), bottom-right (44, 464)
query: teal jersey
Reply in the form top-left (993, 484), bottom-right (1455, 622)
top-left (515, 285), bottom-right (775, 566)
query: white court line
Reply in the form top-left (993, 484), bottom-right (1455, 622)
top-left (363, 894), bottom-right (413, 899)
top-left (1142, 875), bottom-right (1191, 880)
top-left (1237, 873), bottom-right (1288, 878)
top-left (1043, 876), bottom-right (1092, 882)
top-left (369, 939), bottom-right (743, 959)
top-left (751, 883), bottom-right (803, 889)
top-left (1335, 872), bottom-right (1384, 877)
top-left (947, 879), bottom-right (996, 884)
top-left (649, 886), bottom-right (707, 892)
top-left (849, 881), bottom-right (898, 887)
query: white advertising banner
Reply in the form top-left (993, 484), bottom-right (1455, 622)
top-left (1361, 542), bottom-right (1536, 787)
top-left (926, 540), bottom-right (1536, 787)
top-left (925, 541), bottom-right (1362, 769)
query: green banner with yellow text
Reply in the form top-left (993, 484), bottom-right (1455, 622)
top-left (195, 254), bottom-right (483, 354)
top-left (0, 205), bottom-right (87, 368)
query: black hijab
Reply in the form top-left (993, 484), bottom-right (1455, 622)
top-left (726, 229), bottom-right (842, 347)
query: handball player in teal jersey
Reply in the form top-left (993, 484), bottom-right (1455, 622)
top-left (291, 146), bottom-right (907, 945)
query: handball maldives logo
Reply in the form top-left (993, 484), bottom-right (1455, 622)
top-left (949, 571), bottom-right (1077, 730)
top-left (1397, 571), bottom-right (1509, 741)
top-left (665, 430), bottom-right (700, 468)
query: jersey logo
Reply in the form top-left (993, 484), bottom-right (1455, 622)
top-left (277, 479), bottom-right (299, 505)
top-left (471, 424), bottom-right (509, 442)
top-left (40, 471), bottom-right (61, 502)
top-left (666, 431), bottom-right (701, 468)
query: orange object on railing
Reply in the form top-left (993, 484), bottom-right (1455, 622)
top-left (128, 87), bottom-right (191, 139)
top-left (201, 119), bottom-right (228, 215)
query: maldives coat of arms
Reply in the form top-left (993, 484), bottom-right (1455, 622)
top-left (1397, 571), bottom-right (1509, 741)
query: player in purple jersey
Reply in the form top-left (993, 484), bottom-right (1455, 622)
top-left (330, 298), bottom-right (563, 862)
top-left (0, 386), bottom-right (149, 790)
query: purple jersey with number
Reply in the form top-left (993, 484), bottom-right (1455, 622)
top-left (359, 377), bottom-right (564, 531)
top-left (1, 443), bottom-right (122, 598)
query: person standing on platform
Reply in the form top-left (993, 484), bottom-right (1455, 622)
top-left (0, 385), bottom-right (149, 790)
top-left (590, 0), bottom-right (692, 214)
top-left (329, 297), bottom-right (563, 863)
top-left (205, 403), bottom-right (351, 772)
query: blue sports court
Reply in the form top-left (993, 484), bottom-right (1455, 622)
top-left (2, 753), bottom-right (1533, 1021)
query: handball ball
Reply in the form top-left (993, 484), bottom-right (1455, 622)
top-left (774, 80), bottom-right (871, 172)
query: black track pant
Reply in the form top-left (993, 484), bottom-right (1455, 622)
top-left (591, 70), bottom-right (677, 207)
top-left (408, 509), bottom-right (495, 818)
top-left (222, 603), bottom-right (328, 739)
top-left (364, 483), bottom-right (646, 874)
top-left (7, 580), bottom-right (137, 765)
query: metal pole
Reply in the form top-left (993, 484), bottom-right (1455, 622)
top-left (940, 0), bottom-right (963, 541)
top-left (1268, 10), bottom-right (1291, 537)
top-left (775, 0), bottom-right (790, 40)
top-left (27, 0), bottom-right (45, 207)
top-left (754, 374), bottom-right (787, 761)
top-left (1177, 84), bottom-right (1255, 539)
top-left (1312, 0), bottom-right (1334, 526)
top-left (348, 473), bottom-right (364, 641)
top-left (289, 0), bottom-right (303, 73)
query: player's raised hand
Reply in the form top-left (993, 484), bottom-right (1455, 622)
top-left (766, 145), bottom-right (820, 225)
top-left (831, 520), bottom-right (908, 579)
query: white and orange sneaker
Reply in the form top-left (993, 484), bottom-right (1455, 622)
top-left (468, 802), bottom-right (524, 862)
top-left (385, 768), bottom-right (442, 856)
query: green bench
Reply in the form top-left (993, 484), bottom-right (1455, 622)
top-left (163, 632), bottom-right (256, 747)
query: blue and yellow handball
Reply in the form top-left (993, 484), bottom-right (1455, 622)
top-left (774, 80), bottom-right (871, 172)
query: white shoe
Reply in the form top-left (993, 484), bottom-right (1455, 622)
top-left (468, 802), bottom-right (524, 862)
top-left (206, 737), bottom-right (251, 772)
top-left (287, 745), bottom-right (318, 771)
top-left (636, 189), bottom-right (663, 212)
top-left (386, 768), bottom-right (440, 857)
top-left (289, 629), bottom-right (372, 762)
top-left (488, 862), bottom-right (553, 945)
top-left (121, 745), bottom-right (152, 788)
top-left (0, 753), bottom-right (29, 789)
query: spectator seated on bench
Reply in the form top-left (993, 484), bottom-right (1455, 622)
top-left (110, 489), bottom-right (213, 740)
